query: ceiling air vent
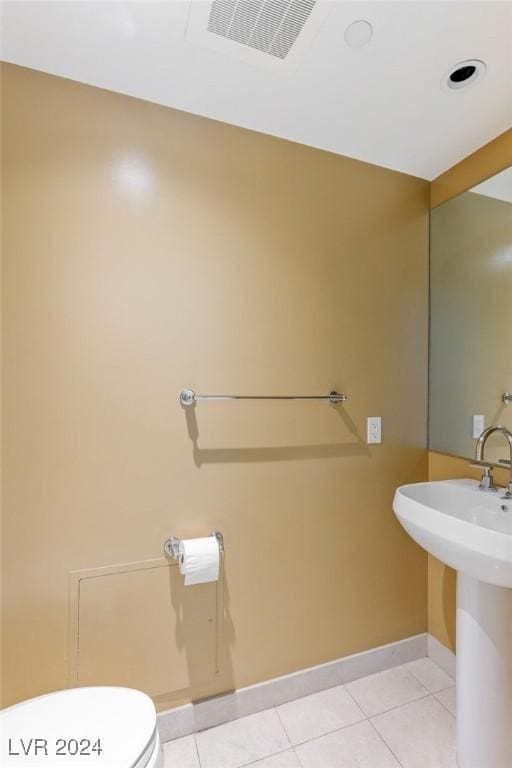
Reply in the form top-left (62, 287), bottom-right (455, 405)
top-left (186, 0), bottom-right (332, 72)
top-left (207, 0), bottom-right (316, 60)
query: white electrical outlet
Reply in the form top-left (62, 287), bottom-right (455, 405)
top-left (473, 414), bottom-right (485, 439)
top-left (367, 416), bottom-right (382, 444)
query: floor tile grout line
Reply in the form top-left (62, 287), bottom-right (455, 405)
top-left (343, 673), bottom-right (432, 722)
top-left (274, 686), bottom-right (369, 750)
top-left (367, 715), bottom-right (406, 768)
top-left (273, 704), bottom-right (293, 750)
top-left (273, 665), bottom-right (423, 742)
top-left (342, 682), bottom-right (370, 719)
top-left (193, 732), bottom-right (202, 768)
top-left (199, 708), bottom-right (293, 768)
top-left (383, 664), bottom-right (430, 698)
top-left (367, 691), bottom-right (432, 721)
top-left (433, 691), bottom-right (457, 720)
top-left (405, 659), bottom-right (455, 693)
top-left (292, 746), bottom-right (305, 768)
top-left (427, 683), bottom-right (456, 696)
top-left (282, 713), bottom-right (368, 749)
top-left (343, 663), bottom-right (433, 711)
top-left (235, 745), bottom-right (294, 768)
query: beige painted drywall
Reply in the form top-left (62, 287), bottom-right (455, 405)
top-left (430, 191), bottom-right (512, 461)
top-left (1, 63), bottom-right (429, 711)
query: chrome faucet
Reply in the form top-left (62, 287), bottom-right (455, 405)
top-left (472, 425), bottom-right (512, 497)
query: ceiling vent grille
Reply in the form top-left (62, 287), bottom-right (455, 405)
top-left (185, 0), bottom-right (331, 72)
top-left (207, 0), bottom-right (316, 60)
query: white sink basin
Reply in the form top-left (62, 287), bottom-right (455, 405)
top-left (394, 478), bottom-right (512, 587)
top-left (393, 477), bottom-right (512, 768)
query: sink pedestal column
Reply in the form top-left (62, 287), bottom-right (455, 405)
top-left (456, 573), bottom-right (512, 768)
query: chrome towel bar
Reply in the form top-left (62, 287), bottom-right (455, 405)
top-left (179, 389), bottom-right (348, 407)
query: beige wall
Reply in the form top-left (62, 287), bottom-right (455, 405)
top-left (1, 63), bottom-right (429, 710)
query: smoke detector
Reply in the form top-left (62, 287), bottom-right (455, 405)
top-left (185, 0), bottom-right (332, 72)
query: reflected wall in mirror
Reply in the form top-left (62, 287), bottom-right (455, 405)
top-left (429, 166), bottom-right (512, 464)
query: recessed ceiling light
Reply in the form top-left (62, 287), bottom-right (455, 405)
top-left (442, 59), bottom-right (486, 92)
top-left (344, 20), bottom-right (373, 49)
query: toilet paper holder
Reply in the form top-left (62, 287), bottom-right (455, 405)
top-left (163, 531), bottom-right (224, 560)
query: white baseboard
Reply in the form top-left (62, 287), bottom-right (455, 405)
top-left (157, 633), bottom-right (427, 742)
top-left (427, 633), bottom-right (456, 679)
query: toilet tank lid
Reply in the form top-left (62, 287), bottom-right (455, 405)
top-left (0, 687), bottom-right (157, 768)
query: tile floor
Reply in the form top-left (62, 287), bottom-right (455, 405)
top-left (162, 658), bottom-right (456, 768)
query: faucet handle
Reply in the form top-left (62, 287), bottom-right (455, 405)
top-left (470, 461), bottom-right (497, 491)
top-left (470, 460), bottom-right (494, 470)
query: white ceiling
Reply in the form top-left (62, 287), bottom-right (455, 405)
top-left (472, 166), bottom-right (512, 203)
top-left (1, 0), bottom-right (511, 180)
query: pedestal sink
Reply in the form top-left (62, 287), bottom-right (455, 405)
top-left (393, 479), bottom-right (512, 768)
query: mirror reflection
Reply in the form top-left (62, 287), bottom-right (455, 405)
top-left (429, 166), bottom-right (512, 464)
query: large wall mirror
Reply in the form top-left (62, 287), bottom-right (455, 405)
top-left (429, 166), bottom-right (512, 464)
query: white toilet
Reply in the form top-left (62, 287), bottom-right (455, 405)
top-left (1, 687), bottom-right (163, 767)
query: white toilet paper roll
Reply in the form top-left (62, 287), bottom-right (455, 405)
top-left (179, 537), bottom-right (220, 586)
